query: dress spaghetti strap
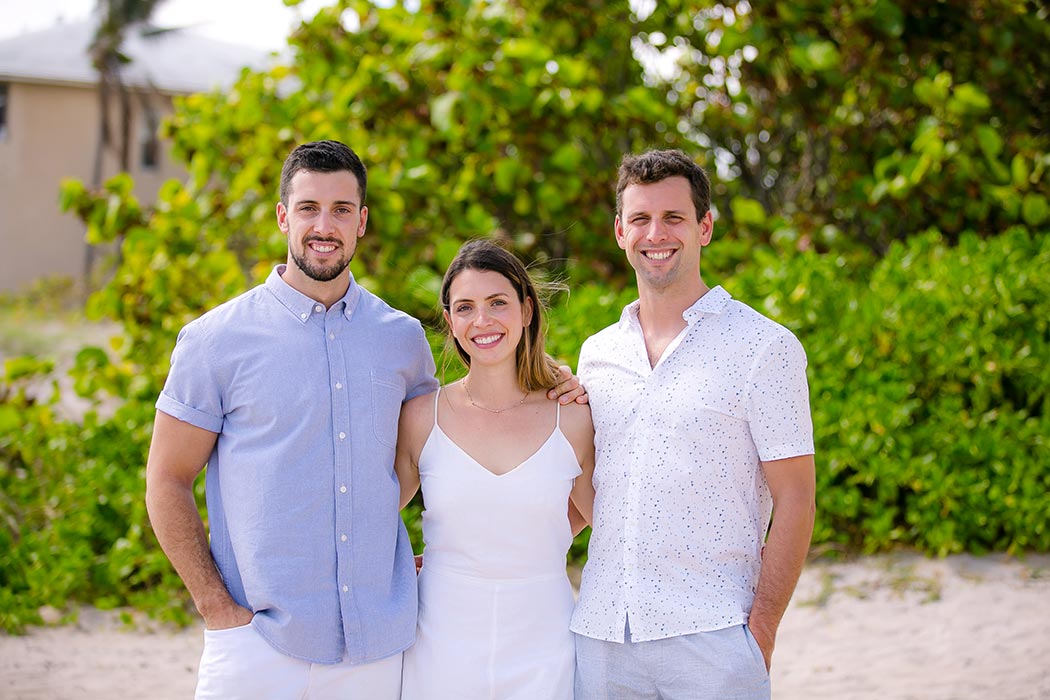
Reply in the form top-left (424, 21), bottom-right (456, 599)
top-left (433, 386), bottom-right (442, 429)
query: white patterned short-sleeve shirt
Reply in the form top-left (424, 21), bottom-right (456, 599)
top-left (570, 286), bottom-right (814, 643)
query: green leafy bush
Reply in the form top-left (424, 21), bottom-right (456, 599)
top-left (728, 228), bottom-right (1050, 555)
top-left (3, 229), bottom-right (1047, 632)
top-left (0, 358), bottom-right (195, 633)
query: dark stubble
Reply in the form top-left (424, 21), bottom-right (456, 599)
top-left (290, 238), bottom-right (353, 282)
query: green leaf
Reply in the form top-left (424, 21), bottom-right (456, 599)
top-left (988, 185), bottom-right (1022, 219)
top-left (730, 196), bottom-right (767, 225)
top-left (430, 92), bottom-right (459, 135)
top-left (1021, 193), bottom-right (1049, 226)
top-left (58, 178), bottom-right (87, 212)
top-left (1011, 155), bottom-right (1030, 189)
top-left (550, 143), bottom-right (582, 171)
top-left (975, 126), bottom-right (1003, 160)
top-left (806, 41), bottom-right (840, 71)
top-left (788, 40), bottom-right (840, 74)
top-left (949, 83), bottom-right (991, 115)
top-left (494, 159), bottom-right (520, 195)
top-left (871, 0), bottom-right (905, 37)
top-left (501, 38), bottom-right (551, 62)
top-left (4, 356), bottom-right (55, 380)
top-left (74, 347), bottom-right (111, 371)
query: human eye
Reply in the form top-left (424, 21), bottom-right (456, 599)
top-left (455, 303), bottom-right (472, 314)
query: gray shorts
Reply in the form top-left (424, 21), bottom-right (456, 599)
top-left (574, 618), bottom-right (770, 700)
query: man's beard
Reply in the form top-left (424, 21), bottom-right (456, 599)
top-left (291, 241), bottom-right (352, 282)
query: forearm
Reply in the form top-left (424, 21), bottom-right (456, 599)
top-left (145, 477), bottom-right (246, 626)
top-left (748, 494), bottom-right (815, 646)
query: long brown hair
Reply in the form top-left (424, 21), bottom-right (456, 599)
top-left (439, 239), bottom-right (562, 392)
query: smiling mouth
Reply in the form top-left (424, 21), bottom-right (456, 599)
top-left (472, 333), bottom-right (504, 346)
top-left (307, 240), bottom-right (339, 254)
top-left (643, 250), bottom-right (674, 260)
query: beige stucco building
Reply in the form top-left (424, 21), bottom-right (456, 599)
top-left (0, 21), bottom-right (263, 295)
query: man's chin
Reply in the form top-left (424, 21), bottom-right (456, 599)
top-left (292, 255), bottom-right (351, 283)
top-left (637, 269), bottom-right (677, 291)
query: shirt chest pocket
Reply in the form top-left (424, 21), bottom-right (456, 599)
top-left (371, 369), bottom-right (406, 449)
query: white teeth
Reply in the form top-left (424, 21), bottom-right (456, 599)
top-left (645, 250), bottom-right (673, 260)
top-left (312, 244), bottom-right (336, 253)
top-left (474, 334), bottom-right (502, 345)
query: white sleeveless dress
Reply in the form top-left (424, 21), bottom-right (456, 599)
top-left (401, 389), bottom-right (581, 700)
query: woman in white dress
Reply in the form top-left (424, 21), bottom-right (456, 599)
top-left (396, 239), bottom-right (595, 700)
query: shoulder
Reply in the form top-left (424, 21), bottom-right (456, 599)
top-left (183, 284), bottom-right (267, 336)
top-left (714, 299), bottom-right (808, 377)
top-left (558, 401), bottom-right (594, 447)
top-left (400, 390), bottom-right (437, 431)
top-left (580, 318), bottom-right (628, 359)
top-left (357, 286), bottom-right (424, 334)
top-left (585, 316), bottom-right (629, 344)
top-left (559, 400), bottom-right (593, 427)
top-left (402, 390), bottom-right (437, 419)
top-left (720, 298), bottom-right (803, 348)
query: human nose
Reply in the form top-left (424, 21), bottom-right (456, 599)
top-left (645, 219), bottom-right (669, 242)
top-left (314, 210), bottom-right (335, 234)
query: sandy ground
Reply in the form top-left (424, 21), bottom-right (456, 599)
top-left (2, 552), bottom-right (1048, 699)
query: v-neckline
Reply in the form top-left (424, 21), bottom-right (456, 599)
top-left (434, 423), bottom-right (559, 478)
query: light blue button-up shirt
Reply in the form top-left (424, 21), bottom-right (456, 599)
top-left (156, 265), bottom-right (437, 664)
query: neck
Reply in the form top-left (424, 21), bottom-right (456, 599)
top-left (636, 276), bottom-right (710, 333)
top-left (463, 362), bottom-right (525, 406)
top-left (280, 264), bottom-right (351, 309)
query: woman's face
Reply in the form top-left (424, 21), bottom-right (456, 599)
top-left (444, 269), bottom-right (533, 367)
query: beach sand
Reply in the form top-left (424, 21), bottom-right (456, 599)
top-left (2, 552), bottom-right (1048, 699)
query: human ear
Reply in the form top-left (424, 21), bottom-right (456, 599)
top-left (276, 202), bottom-right (289, 233)
top-left (357, 206), bottom-right (368, 238)
top-left (614, 215), bottom-right (627, 250)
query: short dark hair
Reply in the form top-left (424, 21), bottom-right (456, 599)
top-left (615, 149), bottom-right (710, 221)
top-left (279, 140), bottom-right (367, 206)
top-left (440, 239), bottom-right (562, 392)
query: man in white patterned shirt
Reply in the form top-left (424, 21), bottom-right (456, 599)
top-left (571, 149), bottom-right (816, 700)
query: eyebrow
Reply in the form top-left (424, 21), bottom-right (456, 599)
top-left (451, 291), bottom-right (511, 305)
top-left (626, 208), bottom-right (687, 217)
top-left (295, 199), bottom-right (359, 208)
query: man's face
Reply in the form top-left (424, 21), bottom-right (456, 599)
top-left (615, 176), bottom-right (712, 293)
top-left (276, 169), bottom-right (367, 285)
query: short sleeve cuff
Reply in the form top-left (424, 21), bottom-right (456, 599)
top-left (759, 440), bottom-right (815, 463)
top-left (156, 392), bottom-right (223, 433)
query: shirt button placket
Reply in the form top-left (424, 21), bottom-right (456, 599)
top-left (622, 387), bottom-right (646, 634)
top-left (325, 307), bottom-right (354, 620)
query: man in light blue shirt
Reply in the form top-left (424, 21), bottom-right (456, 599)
top-left (146, 141), bottom-right (580, 699)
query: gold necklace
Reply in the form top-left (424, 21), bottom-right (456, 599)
top-left (462, 380), bottom-right (528, 414)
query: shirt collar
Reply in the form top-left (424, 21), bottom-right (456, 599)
top-left (265, 264), bottom-right (362, 323)
top-left (618, 285), bottom-right (732, 329)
